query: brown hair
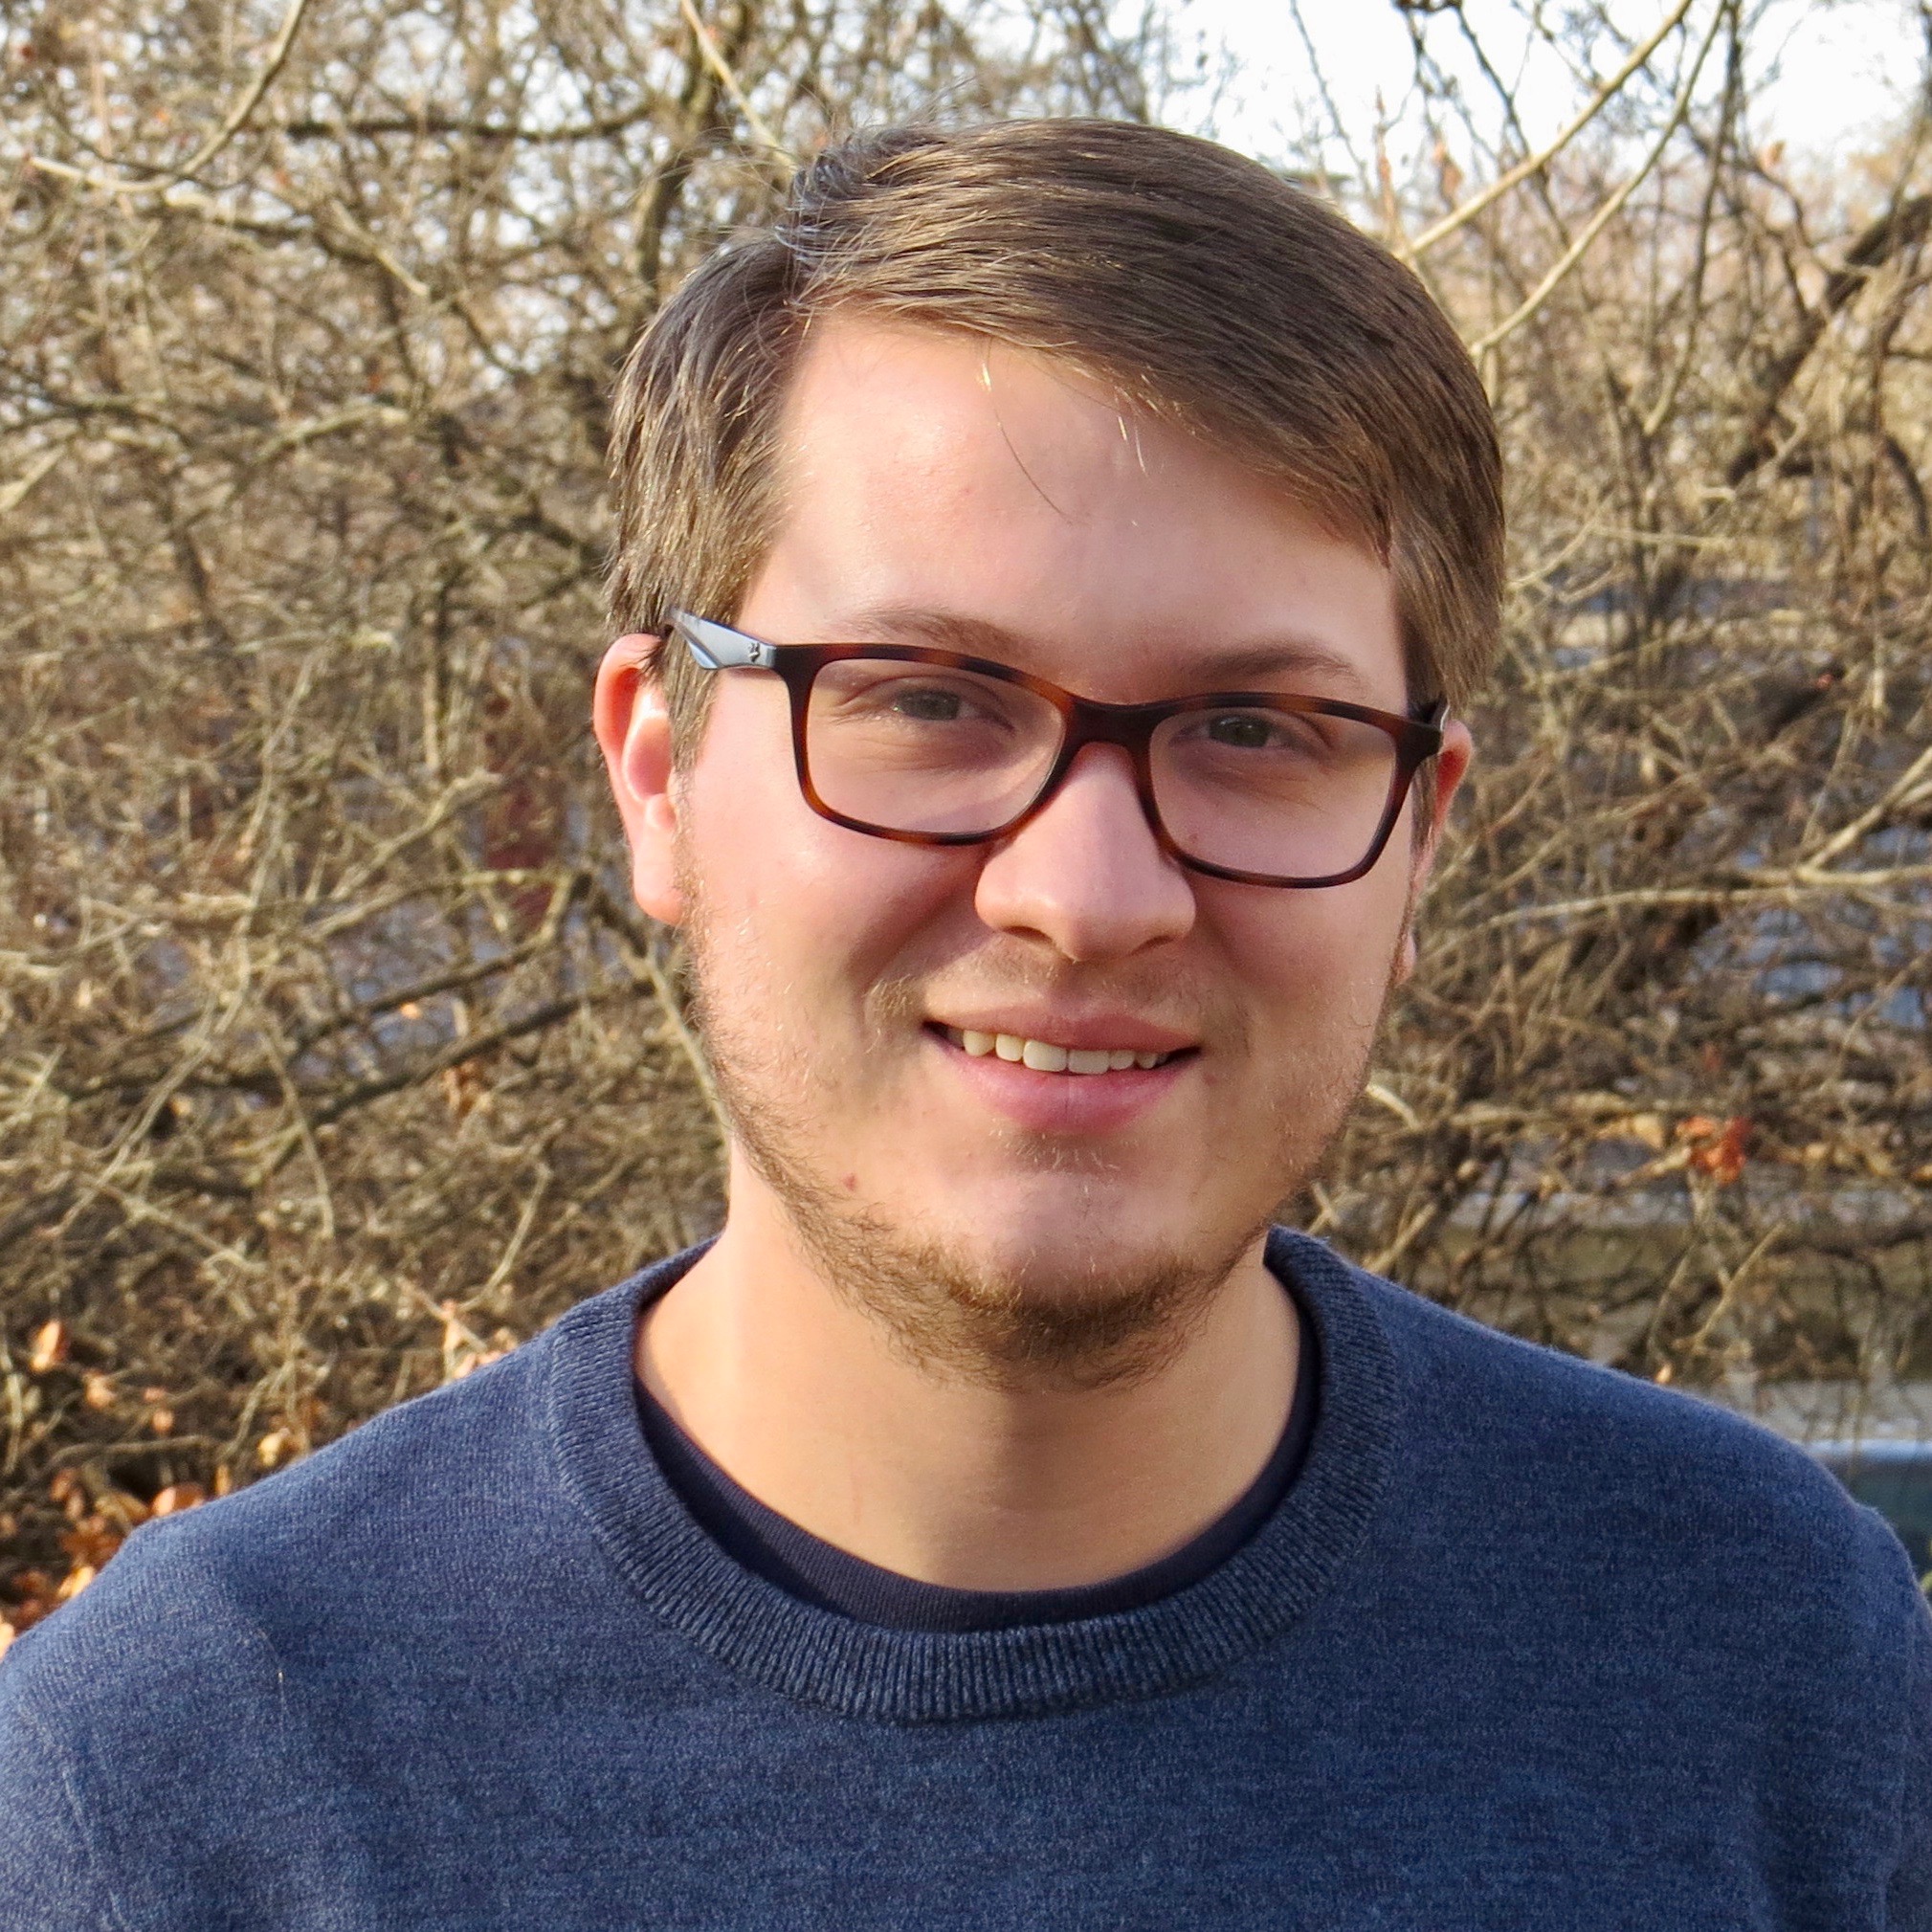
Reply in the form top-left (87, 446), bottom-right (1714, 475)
top-left (607, 119), bottom-right (1502, 746)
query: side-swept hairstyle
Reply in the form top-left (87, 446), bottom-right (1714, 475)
top-left (607, 119), bottom-right (1502, 749)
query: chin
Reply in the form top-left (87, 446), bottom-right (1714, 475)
top-left (753, 1144), bottom-right (1241, 1387)
top-left (940, 1225), bottom-right (1162, 1304)
top-left (905, 1170), bottom-right (1186, 1270)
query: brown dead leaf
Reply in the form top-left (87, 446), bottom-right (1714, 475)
top-left (1677, 1115), bottom-right (1748, 1187)
top-left (59, 1516), bottom-right (124, 1567)
top-left (10, 1568), bottom-right (51, 1604)
top-left (441, 1060), bottom-right (487, 1120)
top-left (56, 1562), bottom-right (97, 1601)
top-left (28, 1319), bottom-right (67, 1373)
top-left (151, 1482), bottom-right (205, 1517)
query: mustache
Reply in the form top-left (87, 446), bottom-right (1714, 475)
top-left (867, 947), bottom-right (1248, 1050)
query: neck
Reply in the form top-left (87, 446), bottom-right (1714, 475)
top-left (636, 1160), bottom-right (1299, 1592)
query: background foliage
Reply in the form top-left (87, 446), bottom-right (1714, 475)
top-left (4, 0), bottom-right (1930, 1632)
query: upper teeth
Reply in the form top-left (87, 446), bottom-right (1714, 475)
top-left (951, 1029), bottom-right (1169, 1074)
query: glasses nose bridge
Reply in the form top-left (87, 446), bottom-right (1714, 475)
top-left (1059, 692), bottom-right (1160, 764)
top-left (1025, 693), bottom-right (1168, 838)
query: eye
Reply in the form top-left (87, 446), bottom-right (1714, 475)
top-left (1193, 710), bottom-right (1328, 755)
top-left (892, 687), bottom-right (966, 722)
top-left (1204, 713), bottom-right (1277, 750)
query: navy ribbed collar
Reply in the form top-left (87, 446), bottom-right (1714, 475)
top-left (546, 1227), bottom-right (1399, 1724)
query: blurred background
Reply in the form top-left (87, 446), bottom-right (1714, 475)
top-left (5, 0), bottom-right (1932, 1631)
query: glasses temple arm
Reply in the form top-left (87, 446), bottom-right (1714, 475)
top-left (673, 612), bottom-right (777, 672)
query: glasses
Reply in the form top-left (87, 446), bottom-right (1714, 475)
top-left (674, 613), bottom-right (1447, 889)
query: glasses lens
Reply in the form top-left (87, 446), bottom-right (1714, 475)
top-left (804, 658), bottom-right (1062, 836)
top-left (1152, 703), bottom-right (1402, 881)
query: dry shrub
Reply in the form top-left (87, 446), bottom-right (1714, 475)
top-left (4, 0), bottom-right (1931, 1629)
top-left (1317, 8), bottom-right (1932, 1397)
top-left (0, 0), bottom-right (1170, 1627)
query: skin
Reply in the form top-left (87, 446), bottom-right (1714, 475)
top-left (594, 316), bottom-right (1471, 1591)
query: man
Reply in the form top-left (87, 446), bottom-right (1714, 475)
top-left (2, 119), bottom-right (1926, 1929)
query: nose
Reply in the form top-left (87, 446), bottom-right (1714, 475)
top-left (972, 744), bottom-right (1196, 961)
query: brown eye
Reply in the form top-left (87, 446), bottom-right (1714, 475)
top-left (893, 688), bottom-right (966, 722)
top-left (1205, 714), bottom-right (1275, 750)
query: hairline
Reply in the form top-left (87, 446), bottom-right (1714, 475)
top-left (658, 318), bottom-right (1425, 763)
top-left (609, 122), bottom-right (1502, 773)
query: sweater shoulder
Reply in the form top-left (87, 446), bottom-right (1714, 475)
top-left (0, 1300), bottom-right (572, 1713)
top-left (0, 1280), bottom-right (655, 1907)
top-left (1327, 1242), bottom-right (1906, 1594)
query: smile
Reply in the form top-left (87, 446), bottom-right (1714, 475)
top-left (934, 1025), bottom-right (1180, 1075)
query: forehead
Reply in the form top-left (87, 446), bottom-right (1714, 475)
top-left (743, 314), bottom-right (1405, 706)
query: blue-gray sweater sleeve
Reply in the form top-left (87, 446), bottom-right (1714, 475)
top-left (0, 1664), bottom-right (124, 1931)
top-left (1892, 1539), bottom-right (1932, 1929)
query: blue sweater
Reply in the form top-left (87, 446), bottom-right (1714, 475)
top-left (3, 1231), bottom-right (1928, 1929)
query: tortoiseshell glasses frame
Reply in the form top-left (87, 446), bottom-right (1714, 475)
top-left (672, 612), bottom-right (1448, 889)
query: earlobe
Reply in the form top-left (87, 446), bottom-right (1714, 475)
top-left (593, 635), bottom-right (685, 927)
top-left (1391, 923), bottom-right (1420, 988)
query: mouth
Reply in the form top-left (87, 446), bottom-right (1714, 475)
top-left (928, 1024), bottom-right (1193, 1076)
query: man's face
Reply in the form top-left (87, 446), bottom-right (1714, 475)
top-left (601, 317), bottom-right (1468, 1377)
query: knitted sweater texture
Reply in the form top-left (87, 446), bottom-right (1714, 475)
top-left (2, 1230), bottom-right (1928, 1929)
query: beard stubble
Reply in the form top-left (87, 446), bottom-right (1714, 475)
top-left (677, 855), bottom-right (1406, 1393)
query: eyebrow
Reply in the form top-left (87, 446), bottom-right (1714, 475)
top-left (833, 607), bottom-right (1383, 700)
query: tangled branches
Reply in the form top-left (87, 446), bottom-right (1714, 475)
top-left (3, 0), bottom-right (1931, 1625)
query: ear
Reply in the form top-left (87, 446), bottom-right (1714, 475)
top-left (1390, 716), bottom-right (1473, 987)
top-left (593, 634), bottom-right (684, 926)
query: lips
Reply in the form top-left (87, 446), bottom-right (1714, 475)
top-left (925, 1020), bottom-right (1192, 1133)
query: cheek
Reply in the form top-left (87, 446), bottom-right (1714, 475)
top-left (1205, 874), bottom-right (1410, 1033)
top-left (680, 700), bottom-right (984, 999)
